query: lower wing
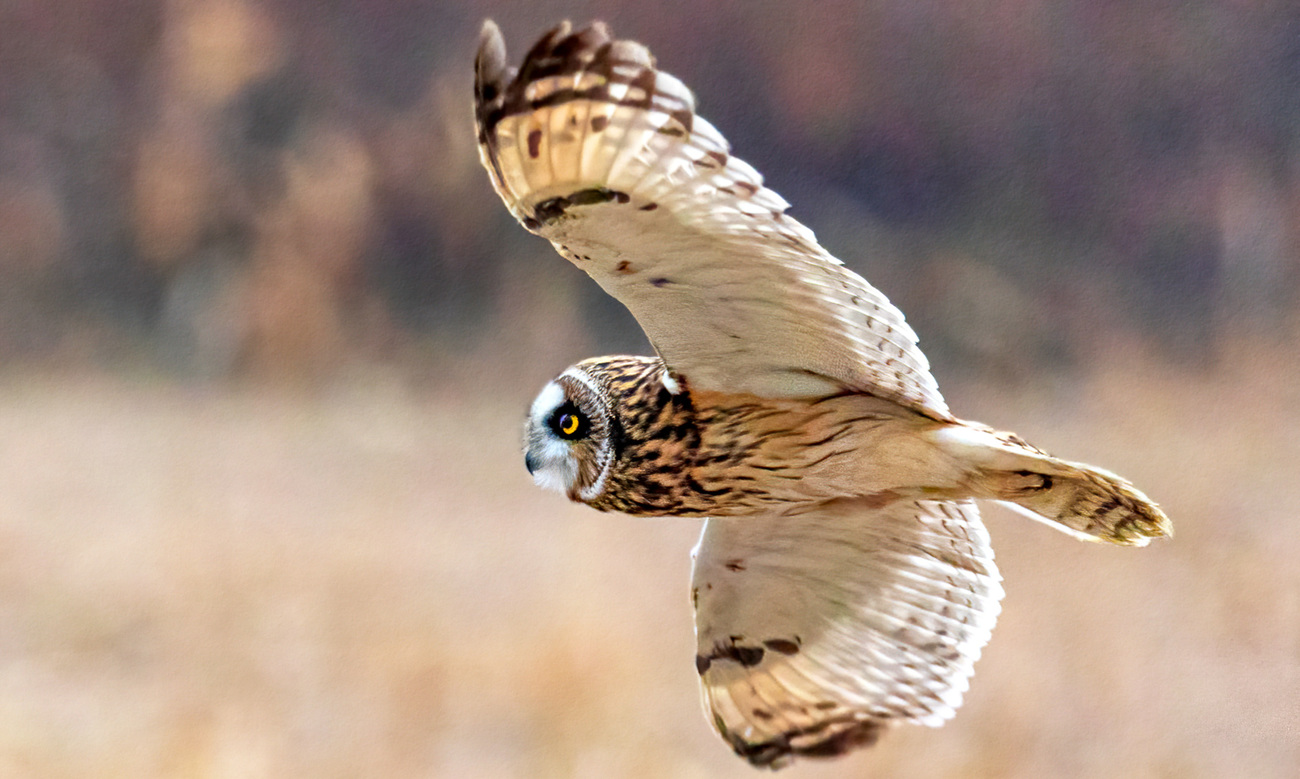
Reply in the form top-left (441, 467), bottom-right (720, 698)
top-left (691, 497), bottom-right (1003, 768)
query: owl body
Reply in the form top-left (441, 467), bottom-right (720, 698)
top-left (530, 355), bottom-right (971, 517)
top-left (479, 21), bottom-right (1171, 769)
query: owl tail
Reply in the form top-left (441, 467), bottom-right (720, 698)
top-left (934, 425), bottom-right (1172, 547)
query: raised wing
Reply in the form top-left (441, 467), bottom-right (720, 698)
top-left (475, 21), bottom-right (950, 417)
top-left (691, 498), bottom-right (1003, 768)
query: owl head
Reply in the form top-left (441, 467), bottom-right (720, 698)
top-left (524, 366), bottom-right (615, 502)
top-left (524, 355), bottom-right (677, 505)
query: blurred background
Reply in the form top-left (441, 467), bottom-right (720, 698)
top-left (0, 0), bottom-right (1296, 776)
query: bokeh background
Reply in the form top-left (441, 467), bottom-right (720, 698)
top-left (1, 0), bottom-right (1297, 776)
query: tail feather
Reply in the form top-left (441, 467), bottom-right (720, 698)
top-left (934, 424), bottom-right (1172, 546)
top-left (984, 459), bottom-right (1172, 546)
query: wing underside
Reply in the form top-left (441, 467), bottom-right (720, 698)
top-left (475, 20), bottom-right (950, 417)
top-left (691, 498), bottom-right (1003, 768)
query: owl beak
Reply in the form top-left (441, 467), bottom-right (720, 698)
top-left (524, 452), bottom-right (539, 474)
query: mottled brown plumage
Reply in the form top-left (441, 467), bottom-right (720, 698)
top-left (574, 356), bottom-right (924, 516)
top-left (546, 356), bottom-right (1168, 546)
top-left (482, 20), bottom-right (1171, 769)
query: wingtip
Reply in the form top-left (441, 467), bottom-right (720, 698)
top-left (724, 716), bottom-right (886, 769)
top-left (475, 19), bottom-right (508, 88)
top-left (525, 19), bottom-right (574, 60)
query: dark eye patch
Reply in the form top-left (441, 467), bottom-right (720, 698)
top-left (548, 402), bottom-right (590, 440)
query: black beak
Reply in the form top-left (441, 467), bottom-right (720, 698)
top-left (524, 452), bottom-right (538, 474)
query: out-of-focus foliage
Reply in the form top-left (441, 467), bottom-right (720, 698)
top-left (1, 0), bottom-right (1297, 380)
top-left (1, 4), bottom-right (1297, 777)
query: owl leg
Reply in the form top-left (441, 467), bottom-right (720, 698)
top-left (931, 424), bottom-right (1172, 546)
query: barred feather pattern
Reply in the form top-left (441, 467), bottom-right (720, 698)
top-left (483, 19), bottom-right (1171, 770)
top-left (692, 498), bottom-right (1003, 768)
top-left (475, 20), bottom-right (950, 414)
top-left (564, 356), bottom-right (946, 519)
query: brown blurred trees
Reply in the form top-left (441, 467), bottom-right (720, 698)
top-left (0, 0), bottom-right (1296, 378)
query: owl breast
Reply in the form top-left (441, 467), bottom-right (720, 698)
top-left (585, 360), bottom-right (933, 517)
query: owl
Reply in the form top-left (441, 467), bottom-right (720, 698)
top-left (475, 20), bottom-right (1171, 769)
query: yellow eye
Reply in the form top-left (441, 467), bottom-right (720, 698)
top-left (550, 407), bottom-right (588, 439)
top-left (549, 405), bottom-right (589, 439)
top-left (560, 413), bottom-right (580, 436)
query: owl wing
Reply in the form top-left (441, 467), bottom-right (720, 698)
top-left (475, 21), bottom-right (950, 417)
top-left (691, 498), bottom-right (1003, 768)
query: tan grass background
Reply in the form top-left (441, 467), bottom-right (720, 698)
top-left (0, 336), bottom-right (1294, 778)
top-left (3, 2), bottom-right (1299, 774)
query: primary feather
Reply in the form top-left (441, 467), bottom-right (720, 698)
top-left (475, 20), bottom-right (949, 413)
top-left (692, 498), bottom-right (1002, 768)
top-left (478, 19), bottom-right (1171, 769)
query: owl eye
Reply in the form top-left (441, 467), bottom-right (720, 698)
top-left (549, 405), bottom-right (590, 440)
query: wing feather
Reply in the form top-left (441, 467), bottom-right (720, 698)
top-left (690, 498), bottom-right (1003, 768)
top-left (476, 20), bottom-right (950, 417)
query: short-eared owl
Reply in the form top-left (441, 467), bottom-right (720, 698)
top-left (475, 21), bottom-right (1170, 768)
